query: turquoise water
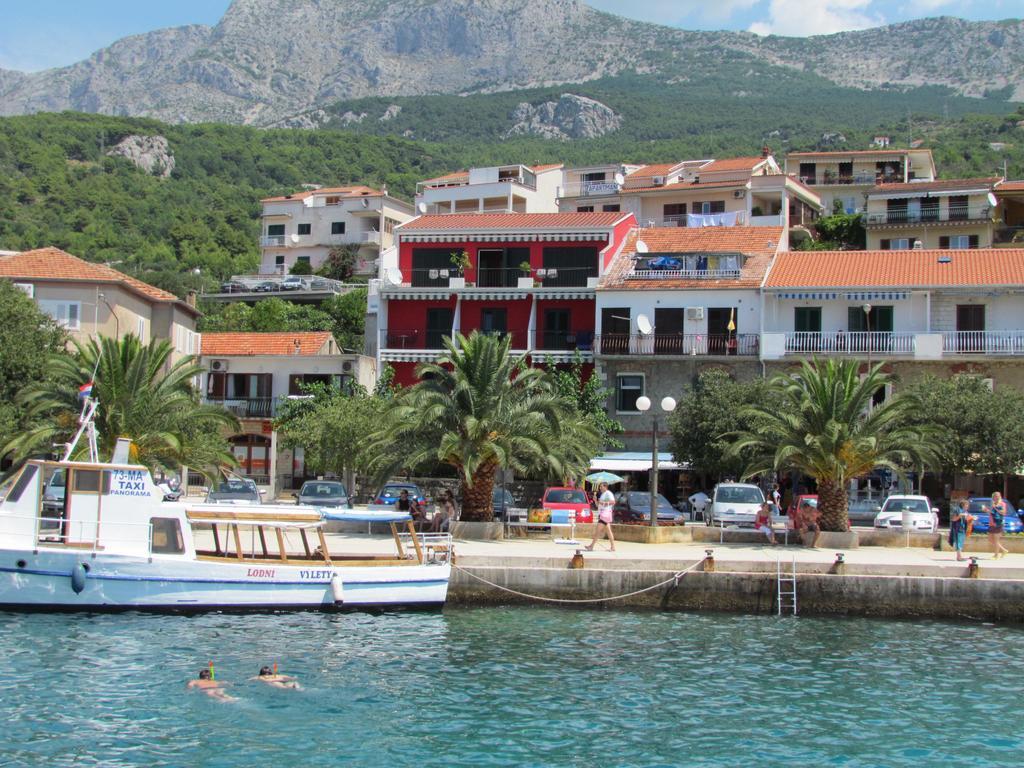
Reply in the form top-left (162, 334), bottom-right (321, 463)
top-left (0, 608), bottom-right (1019, 767)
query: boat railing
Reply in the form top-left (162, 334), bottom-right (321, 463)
top-left (398, 531), bottom-right (454, 563)
top-left (1, 513), bottom-right (155, 555)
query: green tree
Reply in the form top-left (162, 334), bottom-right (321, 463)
top-left (369, 332), bottom-right (601, 521)
top-left (798, 212), bottom-right (866, 251)
top-left (289, 259), bottom-right (313, 275)
top-left (729, 359), bottom-right (938, 531)
top-left (318, 245), bottom-right (360, 281)
top-left (321, 289), bottom-right (368, 351)
top-left (6, 335), bottom-right (238, 476)
top-left (667, 369), bottom-right (777, 482)
top-left (0, 281), bottom-right (68, 453)
top-left (546, 354), bottom-right (623, 450)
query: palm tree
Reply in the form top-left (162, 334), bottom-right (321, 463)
top-left (729, 359), bottom-right (938, 531)
top-left (369, 331), bottom-right (601, 522)
top-left (6, 335), bottom-right (238, 476)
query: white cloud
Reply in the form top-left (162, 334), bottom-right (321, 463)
top-left (749, 0), bottom-right (885, 36)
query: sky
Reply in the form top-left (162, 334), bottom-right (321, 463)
top-left (0, 0), bottom-right (1018, 73)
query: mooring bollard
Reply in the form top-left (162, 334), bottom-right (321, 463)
top-left (568, 549), bottom-right (585, 570)
top-left (967, 556), bottom-right (980, 579)
top-left (704, 549), bottom-right (715, 572)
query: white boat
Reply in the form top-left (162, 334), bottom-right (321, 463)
top-left (0, 458), bottom-right (451, 611)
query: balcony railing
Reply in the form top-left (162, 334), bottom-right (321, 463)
top-left (994, 225), bottom-right (1024, 246)
top-left (597, 333), bottom-right (759, 356)
top-left (260, 235), bottom-right (287, 247)
top-left (537, 267), bottom-right (597, 288)
top-left (627, 266), bottom-right (741, 280)
top-left (784, 332), bottom-right (915, 355)
top-left (557, 180), bottom-right (622, 198)
top-left (661, 212), bottom-right (746, 228)
top-left (409, 268), bottom-right (452, 287)
top-left (205, 397), bottom-right (277, 418)
top-left (362, 231), bottom-right (381, 244)
top-left (535, 330), bottom-right (595, 352)
top-left (942, 331), bottom-right (1024, 355)
top-left (476, 267), bottom-right (524, 288)
top-left (380, 328), bottom-right (449, 350)
top-left (865, 206), bottom-right (992, 225)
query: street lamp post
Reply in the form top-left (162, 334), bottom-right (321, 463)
top-left (636, 395), bottom-right (677, 528)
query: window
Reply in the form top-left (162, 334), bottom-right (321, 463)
top-left (150, 518), bottom-right (185, 555)
top-left (577, 205), bottom-right (594, 213)
top-left (663, 203), bottom-right (687, 216)
top-left (275, 255), bottom-right (285, 266)
top-left (331, 221), bottom-right (346, 235)
top-left (581, 172), bottom-right (607, 183)
top-left (794, 307), bottom-right (822, 333)
top-left (602, 204), bottom-right (620, 212)
top-left (948, 195), bottom-right (969, 221)
top-left (73, 470), bottom-right (101, 494)
top-left (616, 375), bottom-right (644, 413)
top-left (411, 248), bottom-right (454, 287)
top-left (542, 309), bottom-right (572, 350)
top-left (480, 308), bottom-right (507, 336)
top-left (694, 201), bottom-right (726, 215)
top-left (848, 306), bottom-right (893, 333)
top-left (426, 308), bottom-right (454, 348)
top-left (267, 224), bottom-right (285, 236)
top-left (297, 223), bottom-right (311, 235)
top-left (7, 464), bottom-right (38, 503)
top-left (600, 308), bottom-right (630, 354)
top-left (940, 235), bottom-right (978, 249)
top-left (297, 256), bottom-right (311, 267)
top-left (880, 238), bottom-right (910, 251)
top-left (137, 317), bottom-right (146, 339)
top-left (38, 300), bottom-right (81, 330)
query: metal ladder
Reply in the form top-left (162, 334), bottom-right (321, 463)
top-left (777, 555), bottom-right (797, 616)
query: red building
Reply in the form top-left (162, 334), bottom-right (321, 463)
top-left (378, 212), bottom-right (636, 385)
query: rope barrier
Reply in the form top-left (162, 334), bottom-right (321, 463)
top-left (452, 558), bottom-right (705, 605)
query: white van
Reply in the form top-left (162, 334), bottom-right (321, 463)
top-left (708, 483), bottom-right (766, 527)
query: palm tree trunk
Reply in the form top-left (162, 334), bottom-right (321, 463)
top-left (817, 478), bottom-right (849, 532)
top-left (460, 460), bottom-right (498, 522)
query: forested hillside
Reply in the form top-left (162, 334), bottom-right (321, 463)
top-left (1, 107), bottom-right (1022, 297)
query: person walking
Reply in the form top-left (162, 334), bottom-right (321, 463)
top-left (585, 481), bottom-right (616, 552)
top-left (988, 491), bottom-right (1009, 559)
top-left (949, 500), bottom-right (971, 561)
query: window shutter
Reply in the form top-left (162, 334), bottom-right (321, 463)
top-left (880, 240), bottom-right (890, 250)
top-left (969, 235), bottom-right (979, 248)
top-left (939, 236), bottom-right (950, 249)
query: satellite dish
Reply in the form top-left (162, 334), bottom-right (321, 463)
top-left (290, 233), bottom-right (300, 243)
top-left (614, 172), bottom-right (625, 185)
top-left (416, 201), bottom-right (428, 214)
top-left (636, 239), bottom-right (649, 254)
top-left (385, 267), bottom-right (403, 285)
top-left (362, 198), bottom-right (370, 208)
top-left (636, 314), bottom-right (653, 336)
top-left (987, 192), bottom-right (998, 207)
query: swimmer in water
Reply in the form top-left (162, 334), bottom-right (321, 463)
top-left (253, 665), bottom-right (300, 690)
top-left (187, 669), bottom-right (236, 701)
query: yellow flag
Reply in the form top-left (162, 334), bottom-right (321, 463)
top-left (727, 307), bottom-right (736, 332)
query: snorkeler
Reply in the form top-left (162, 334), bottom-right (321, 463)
top-left (187, 669), bottom-right (236, 702)
top-left (253, 665), bottom-right (300, 690)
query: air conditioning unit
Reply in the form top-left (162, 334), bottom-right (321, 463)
top-left (982, 377), bottom-right (994, 391)
top-left (733, 189), bottom-right (745, 198)
top-left (686, 307), bottom-right (705, 321)
top-left (342, 361), bottom-right (353, 372)
top-left (652, 176), bottom-right (666, 186)
top-left (210, 359), bottom-right (230, 372)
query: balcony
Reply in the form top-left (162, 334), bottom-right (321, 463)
top-left (942, 331), bottom-right (1024, 355)
top-left (557, 180), bottom-right (622, 198)
top-left (783, 332), bottom-right (915, 355)
top-left (476, 267), bottom-right (523, 288)
top-left (381, 328), bottom-right (448, 350)
top-left (597, 333), bottom-right (759, 356)
top-left (205, 397), bottom-right (277, 418)
top-left (994, 225), bottom-right (1024, 246)
top-left (865, 206), bottom-right (992, 226)
top-left (661, 212), bottom-right (745, 228)
top-left (260, 235), bottom-right (287, 247)
top-left (361, 231), bottom-right (381, 244)
top-left (535, 330), bottom-right (595, 352)
top-left (627, 254), bottom-right (741, 281)
top-left (800, 172), bottom-right (878, 186)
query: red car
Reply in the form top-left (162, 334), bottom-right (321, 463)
top-left (787, 494), bottom-right (818, 520)
top-left (542, 487), bottom-right (594, 524)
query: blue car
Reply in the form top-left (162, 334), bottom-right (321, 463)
top-left (374, 482), bottom-right (427, 507)
top-left (965, 497), bottom-right (1022, 534)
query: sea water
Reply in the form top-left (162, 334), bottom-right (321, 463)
top-left (0, 608), bottom-right (1018, 767)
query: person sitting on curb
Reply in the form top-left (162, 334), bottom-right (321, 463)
top-left (187, 669), bottom-right (236, 702)
top-left (800, 500), bottom-right (822, 548)
top-left (754, 502), bottom-right (777, 545)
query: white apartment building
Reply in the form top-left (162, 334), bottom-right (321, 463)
top-left (259, 185), bottom-right (415, 276)
top-left (415, 164), bottom-right (564, 215)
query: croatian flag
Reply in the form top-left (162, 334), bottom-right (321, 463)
top-left (78, 381), bottom-right (94, 399)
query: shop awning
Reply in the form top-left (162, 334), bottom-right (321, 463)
top-left (590, 452), bottom-right (685, 472)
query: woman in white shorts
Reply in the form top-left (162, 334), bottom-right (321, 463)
top-left (754, 502), bottom-right (777, 545)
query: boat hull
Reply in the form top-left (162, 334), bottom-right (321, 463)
top-left (0, 548), bottom-right (449, 611)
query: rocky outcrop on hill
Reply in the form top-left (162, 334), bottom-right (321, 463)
top-left (505, 94), bottom-right (620, 140)
top-left (0, 2), bottom-right (1020, 127)
top-left (379, 105), bottom-right (402, 122)
top-left (106, 135), bottom-right (175, 177)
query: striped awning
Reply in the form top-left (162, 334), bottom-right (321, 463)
top-left (776, 292), bottom-right (839, 300)
top-left (844, 291), bottom-right (909, 301)
top-left (401, 233), bottom-right (608, 243)
top-left (460, 290), bottom-right (530, 301)
top-left (379, 290), bottom-right (451, 300)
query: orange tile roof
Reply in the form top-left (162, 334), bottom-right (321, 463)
top-left (399, 212), bottom-right (629, 231)
top-left (419, 170), bottom-right (469, 185)
top-left (261, 185), bottom-right (383, 203)
top-left (530, 163), bottom-right (564, 173)
top-left (996, 180), bottom-right (1024, 193)
top-left (621, 178), bottom-right (748, 194)
top-left (787, 149), bottom-right (932, 157)
top-left (201, 332), bottom-right (335, 357)
top-left (600, 227), bottom-right (783, 290)
top-left (870, 177), bottom-right (1000, 195)
top-left (702, 157), bottom-right (766, 173)
top-left (765, 249), bottom-right (1024, 289)
top-left (0, 247), bottom-right (198, 314)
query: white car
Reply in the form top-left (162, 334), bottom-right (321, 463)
top-left (873, 495), bottom-right (939, 533)
top-left (708, 483), bottom-right (766, 527)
